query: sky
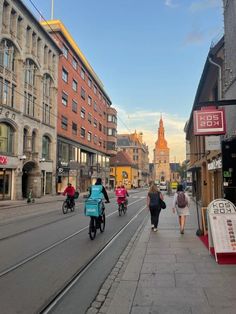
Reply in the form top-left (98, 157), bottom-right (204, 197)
top-left (24, 0), bottom-right (224, 163)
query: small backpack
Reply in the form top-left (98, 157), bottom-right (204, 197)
top-left (177, 192), bottom-right (187, 208)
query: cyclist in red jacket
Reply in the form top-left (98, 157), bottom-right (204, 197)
top-left (63, 183), bottom-right (75, 207)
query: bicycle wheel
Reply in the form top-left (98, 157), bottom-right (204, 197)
top-left (123, 203), bottom-right (127, 215)
top-left (99, 213), bottom-right (105, 232)
top-left (70, 203), bottom-right (75, 212)
top-left (89, 217), bottom-right (97, 240)
top-left (62, 201), bottom-right (68, 214)
top-left (118, 204), bottom-right (122, 216)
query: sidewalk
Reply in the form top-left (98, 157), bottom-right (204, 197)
top-left (87, 200), bottom-right (236, 314)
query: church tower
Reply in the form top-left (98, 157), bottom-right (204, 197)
top-left (153, 117), bottom-right (170, 182)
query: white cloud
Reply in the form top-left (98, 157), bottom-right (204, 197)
top-left (164, 0), bottom-right (178, 8)
top-left (114, 105), bottom-right (187, 163)
top-left (189, 0), bottom-right (221, 12)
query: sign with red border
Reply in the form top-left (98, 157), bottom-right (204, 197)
top-left (193, 107), bottom-right (226, 135)
top-left (0, 156), bottom-right (8, 165)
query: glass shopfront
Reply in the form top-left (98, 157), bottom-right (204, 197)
top-left (0, 169), bottom-right (12, 200)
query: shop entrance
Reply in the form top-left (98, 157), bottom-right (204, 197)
top-left (22, 161), bottom-right (36, 198)
top-left (0, 169), bottom-right (12, 200)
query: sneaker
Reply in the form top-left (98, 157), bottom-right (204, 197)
top-left (151, 224), bottom-right (154, 229)
top-left (180, 229), bottom-right (184, 234)
top-left (153, 228), bottom-right (157, 232)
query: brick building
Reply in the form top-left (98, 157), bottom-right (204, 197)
top-left (0, 0), bottom-right (60, 200)
top-left (42, 20), bottom-right (117, 192)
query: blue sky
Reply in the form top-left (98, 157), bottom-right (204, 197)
top-left (25, 0), bottom-right (223, 162)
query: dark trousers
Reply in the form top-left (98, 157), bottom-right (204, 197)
top-left (149, 206), bottom-right (161, 228)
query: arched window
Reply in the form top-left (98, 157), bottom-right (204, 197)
top-left (42, 135), bottom-right (50, 160)
top-left (0, 123), bottom-right (14, 154)
top-left (0, 39), bottom-right (15, 71)
top-left (25, 59), bottom-right (36, 86)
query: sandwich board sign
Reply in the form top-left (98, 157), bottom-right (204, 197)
top-left (207, 199), bottom-right (236, 262)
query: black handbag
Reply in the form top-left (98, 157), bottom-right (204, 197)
top-left (160, 198), bottom-right (166, 209)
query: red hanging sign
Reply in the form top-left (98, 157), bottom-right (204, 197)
top-left (0, 156), bottom-right (8, 165)
top-left (193, 107), bottom-right (226, 135)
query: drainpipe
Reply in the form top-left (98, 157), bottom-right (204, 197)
top-left (208, 57), bottom-right (222, 100)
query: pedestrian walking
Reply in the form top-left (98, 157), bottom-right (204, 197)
top-left (172, 184), bottom-right (190, 234)
top-left (147, 183), bottom-right (164, 232)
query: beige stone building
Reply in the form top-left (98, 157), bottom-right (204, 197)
top-left (117, 131), bottom-right (149, 187)
top-left (153, 117), bottom-right (170, 182)
top-left (0, 0), bottom-right (60, 200)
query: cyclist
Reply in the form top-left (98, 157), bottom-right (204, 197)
top-left (63, 183), bottom-right (75, 208)
top-left (116, 185), bottom-right (129, 209)
top-left (88, 178), bottom-right (110, 213)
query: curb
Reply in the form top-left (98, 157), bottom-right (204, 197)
top-left (86, 215), bottom-right (149, 314)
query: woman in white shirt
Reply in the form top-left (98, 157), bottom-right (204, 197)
top-left (172, 184), bottom-right (190, 234)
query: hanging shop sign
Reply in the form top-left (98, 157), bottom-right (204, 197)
top-left (207, 157), bottom-right (222, 170)
top-left (205, 136), bottom-right (221, 150)
top-left (207, 199), bottom-right (236, 263)
top-left (194, 107), bottom-right (226, 135)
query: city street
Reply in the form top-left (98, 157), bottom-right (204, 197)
top-left (0, 189), bottom-right (148, 314)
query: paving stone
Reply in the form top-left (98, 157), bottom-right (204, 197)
top-left (133, 287), bottom-right (208, 307)
top-left (141, 261), bottom-right (196, 274)
top-left (138, 273), bottom-right (175, 288)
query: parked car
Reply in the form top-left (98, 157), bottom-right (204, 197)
top-left (159, 181), bottom-right (167, 191)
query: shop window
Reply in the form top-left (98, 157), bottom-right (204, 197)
top-left (0, 123), bottom-right (14, 154)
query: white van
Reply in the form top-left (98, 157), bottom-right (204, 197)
top-left (160, 181), bottom-right (167, 191)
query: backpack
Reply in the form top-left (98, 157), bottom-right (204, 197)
top-left (177, 192), bottom-right (187, 208)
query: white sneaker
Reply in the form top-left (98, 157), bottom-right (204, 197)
top-left (153, 228), bottom-right (157, 232)
top-left (151, 224), bottom-right (154, 229)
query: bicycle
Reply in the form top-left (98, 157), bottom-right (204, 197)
top-left (85, 199), bottom-right (107, 240)
top-left (117, 197), bottom-right (127, 216)
top-left (62, 197), bottom-right (75, 214)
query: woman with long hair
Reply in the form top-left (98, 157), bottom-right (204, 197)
top-left (172, 184), bottom-right (190, 234)
top-left (147, 183), bottom-right (164, 232)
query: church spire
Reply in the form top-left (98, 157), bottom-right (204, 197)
top-left (156, 116), bottom-right (168, 149)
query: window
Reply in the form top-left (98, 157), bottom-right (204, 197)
top-left (62, 45), bottom-right (68, 58)
top-left (42, 135), bottom-right (50, 159)
top-left (81, 87), bottom-right (86, 100)
top-left (94, 135), bottom-right (97, 144)
top-left (72, 79), bottom-right (77, 92)
top-left (81, 107), bottom-right (85, 119)
top-left (93, 101), bottom-right (97, 111)
top-left (72, 100), bottom-right (77, 112)
top-left (0, 39), bottom-right (15, 71)
top-left (61, 116), bottom-right (68, 130)
top-left (80, 127), bottom-right (85, 138)
top-left (107, 128), bottom-right (116, 136)
top-left (81, 151), bottom-right (87, 164)
top-left (88, 77), bottom-right (92, 88)
top-left (108, 114), bottom-right (112, 122)
top-left (62, 68), bottom-right (68, 82)
top-left (81, 68), bottom-right (85, 80)
top-left (99, 122), bottom-right (102, 132)
top-left (93, 85), bottom-right (97, 94)
top-left (43, 103), bottom-right (51, 124)
top-left (99, 92), bottom-right (102, 100)
top-left (32, 130), bottom-right (36, 153)
top-left (88, 95), bottom-right (92, 106)
top-left (25, 59), bottom-right (36, 86)
top-left (93, 118), bottom-right (97, 128)
top-left (72, 58), bottom-right (77, 70)
top-left (88, 113), bottom-right (92, 124)
top-left (0, 123), bottom-right (14, 154)
top-left (62, 92), bottom-right (68, 106)
top-left (24, 92), bottom-right (35, 117)
top-left (87, 131), bottom-right (92, 142)
top-left (72, 122), bottom-right (77, 135)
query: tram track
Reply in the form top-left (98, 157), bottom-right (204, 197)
top-left (39, 204), bottom-right (147, 314)
top-left (0, 198), bottom-right (142, 279)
